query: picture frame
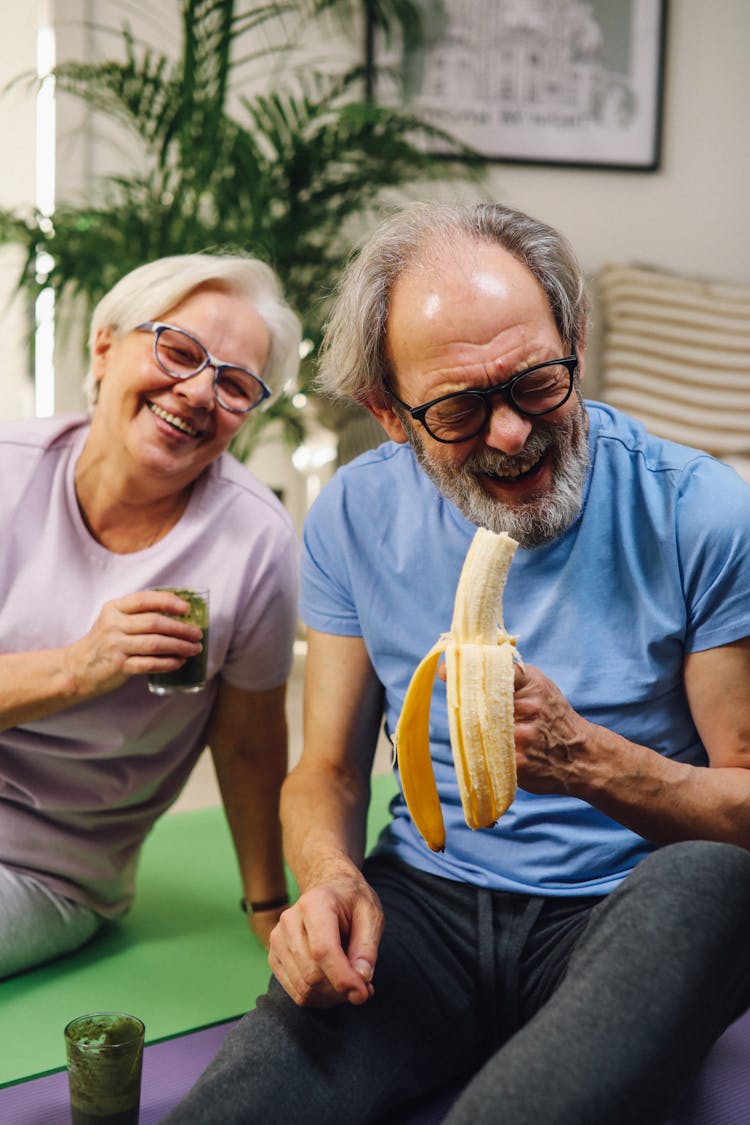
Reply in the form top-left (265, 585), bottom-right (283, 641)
top-left (367, 0), bottom-right (669, 172)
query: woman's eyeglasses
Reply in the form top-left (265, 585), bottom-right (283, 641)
top-left (137, 322), bottom-right (271, 414)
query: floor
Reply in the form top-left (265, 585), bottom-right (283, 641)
top-left (171, 639), bottom-right (393, 813)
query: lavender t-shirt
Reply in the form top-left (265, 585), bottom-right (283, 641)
top-left (0, 415), bottom-right (299, 915)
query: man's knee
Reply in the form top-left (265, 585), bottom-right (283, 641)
top-left (581, 841), bottom-right (750, 962)
top-left (626, 840), bottom-right (750, 938)
top-left (637, 839), bottom-right (750, 892)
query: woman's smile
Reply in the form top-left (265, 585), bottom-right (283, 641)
top-left (147, 399), bottom-right (203, 439)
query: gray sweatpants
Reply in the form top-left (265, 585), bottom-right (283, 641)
top-left (161, 840), bottom-right (750, 1125)
top-left (0, 865), bottom-right (103, 979)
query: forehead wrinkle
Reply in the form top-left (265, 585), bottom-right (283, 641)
top-left (425, 317), bottom-right (543, 388)
top-left (387, 233), bottom-right (560, 398)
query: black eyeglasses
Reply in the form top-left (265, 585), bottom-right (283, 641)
top-left (137, 322), bottom-right (271, 414)
top-left (387, 348), bottom-right (578, 444)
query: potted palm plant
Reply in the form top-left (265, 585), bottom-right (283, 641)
top-left (0, 0), bottom-right (480, 459)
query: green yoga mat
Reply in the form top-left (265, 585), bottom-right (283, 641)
top-left (2, 771), bottom-right (399, 1086)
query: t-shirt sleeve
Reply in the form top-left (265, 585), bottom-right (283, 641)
top-left (221, 519), bottom-right (300, 691)
top-left (677, 457), bottom-right (750, 652)
top-left (299, 479), bottom-right (363, 637)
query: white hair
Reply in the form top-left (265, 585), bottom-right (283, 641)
top-left (318, 201), bottom-right (589, 409)
top-left (85, 252), bottom-right (301, 407)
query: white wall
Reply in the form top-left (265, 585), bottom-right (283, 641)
top-left (0, 7), bottom-right (38, 420)
top-left (0, 0), bottom-right (747, 431)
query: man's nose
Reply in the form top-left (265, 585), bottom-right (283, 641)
top-left (482, 398), bottom-right (533, 455)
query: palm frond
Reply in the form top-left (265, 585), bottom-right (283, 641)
top-left (176, 0), bottom-right (234, 174)
top-left (0, 0), bottom-right (483, 455)
top-left (53, 35), bottom-right (181, 157)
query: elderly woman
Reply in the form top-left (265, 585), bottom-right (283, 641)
top-left (0, 252), bottom-right (301, 977)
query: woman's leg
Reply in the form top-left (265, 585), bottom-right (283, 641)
top-left (0, 865), bottom-right (104, 978)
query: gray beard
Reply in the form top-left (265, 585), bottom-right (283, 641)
top-left (402, 394), bottom-right (590, 549)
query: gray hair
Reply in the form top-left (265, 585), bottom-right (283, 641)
top-left (85, 252), bottom-right (301, 407)
top-left (317, 202), bottom-right (589, 407)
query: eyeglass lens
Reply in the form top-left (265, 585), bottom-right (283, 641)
top-left (155, 326), bottom-right (265, 411)
top-left (424, 362), bottom-right (572, 441)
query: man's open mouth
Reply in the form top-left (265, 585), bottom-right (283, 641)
top-left (481, 450), bottom-right (545, 483)
top-left (148, 401), bottom-right (200, 437)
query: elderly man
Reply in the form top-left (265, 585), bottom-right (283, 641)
top-left (164, 203), bottom-right (750, 1125)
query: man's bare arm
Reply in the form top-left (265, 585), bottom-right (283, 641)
top-left (514, 637), bottom-right (750, 848)
top-left (270, 629), bottom-right (385, 1008)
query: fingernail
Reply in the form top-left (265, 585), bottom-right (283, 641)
top-left (354, 958), bottom-right (372, 981)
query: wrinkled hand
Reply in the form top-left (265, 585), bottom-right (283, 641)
top-left (64, 590), bottom-right (204, 700)
top-left (268, 861), bottom-right (383, 1008)
top-left (513, 662), bottom-right (592, 796)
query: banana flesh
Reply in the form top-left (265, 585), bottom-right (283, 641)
top-left (394, 528), bottom-right (519, 851)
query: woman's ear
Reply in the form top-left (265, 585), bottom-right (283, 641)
top-left (361, 396), bottom-right (410, 444)
top-left (91, 327), bottom-right (113, 386)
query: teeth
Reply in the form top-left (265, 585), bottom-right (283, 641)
top-left (148, 402), bottom-right (199, 437)
top-left (493, 453), bottom-right (542, 479)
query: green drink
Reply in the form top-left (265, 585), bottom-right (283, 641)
top-left (64, 1012), bottom-right (145, 1125)
top-left (147, 587), bottom-right (209, 695)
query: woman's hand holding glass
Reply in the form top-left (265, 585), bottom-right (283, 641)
top-left (64, 589), bottom-right (204, 699)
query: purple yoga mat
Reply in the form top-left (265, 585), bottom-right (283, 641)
top-left (0, 1018), bottom-right (237, 1124)
top-left (4, 1007), bottom-right (748, 1125)
top-left (404, 1007), bottom-right (750, 1125)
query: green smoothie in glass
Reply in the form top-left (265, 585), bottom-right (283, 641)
top-left (147, 587), bottom-right (209, 695)
top-left (64, 1012), bottom-right (145, 1125)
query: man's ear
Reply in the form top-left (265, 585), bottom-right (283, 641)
top-left (91, 326), bottom-right (113, 386)
top-left (361, 396), bottom-right (410, 444)
top-left (575, 335), bottom-right (586, 386)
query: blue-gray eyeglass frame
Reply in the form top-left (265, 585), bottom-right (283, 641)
top-left (137, 321), bottom-right (271, 414)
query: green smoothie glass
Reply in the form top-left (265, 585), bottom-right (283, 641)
top-left (147, 586), bottom-right (209, 695)
top-left (64, 1012), bottom-right (145, 1125)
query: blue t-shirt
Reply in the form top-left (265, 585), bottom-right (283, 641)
top-left (300, 403), bottom-right (750, 895)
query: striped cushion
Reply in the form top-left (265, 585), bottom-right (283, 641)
top-left (597, 263), bottom-right (750, 457)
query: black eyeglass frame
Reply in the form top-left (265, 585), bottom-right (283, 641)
top-left (137, 321), bottom-right (272, 414)
top-left (387, 347), bottom-right (579, 444)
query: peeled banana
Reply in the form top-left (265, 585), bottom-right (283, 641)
top-left (394, 528), bottom-right (520, 852)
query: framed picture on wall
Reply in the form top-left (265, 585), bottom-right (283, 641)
top-left (367, 0), bottom-right (668, 171)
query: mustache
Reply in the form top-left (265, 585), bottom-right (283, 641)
top-left (460, 429), bottom-right (551, 476)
